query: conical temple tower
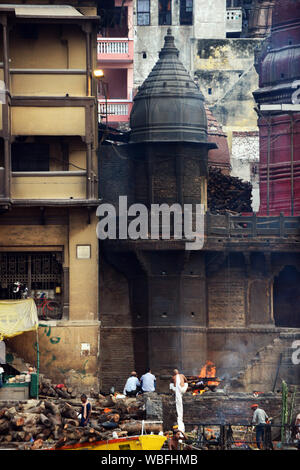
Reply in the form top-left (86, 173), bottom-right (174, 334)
top-left (101, 30), bottom-right (216, 391)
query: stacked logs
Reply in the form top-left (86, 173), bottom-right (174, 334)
top-left (208, 167), bottom-right (252, 214)
top-left (0, 393), bottom-right (162, 450)
top-left (39, 379), bottom-right (77, 400)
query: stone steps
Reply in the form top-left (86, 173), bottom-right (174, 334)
top-left (228, 331), bottom-right (300, 392)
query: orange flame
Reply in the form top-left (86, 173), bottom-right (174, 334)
top-left (199, 360), bottom-right (216, 379)
top-left (192, 361), bottom-right (219, 394)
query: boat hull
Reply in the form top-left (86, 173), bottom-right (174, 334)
top-left (54, 434), bottom-right (166, 451)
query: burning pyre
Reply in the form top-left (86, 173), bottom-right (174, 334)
top-left (187, 361), bottom-right (221, 395)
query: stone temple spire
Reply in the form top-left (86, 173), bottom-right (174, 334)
top-left (129, 29), bottom-right (213, 146)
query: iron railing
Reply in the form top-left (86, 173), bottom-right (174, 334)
top-left (184, 422), bottom-right (299, 450)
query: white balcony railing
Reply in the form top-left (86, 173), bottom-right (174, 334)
top-left (98, 101), bottom-right (129, 117)
top-left (97, 39), bottom-right (129, 55)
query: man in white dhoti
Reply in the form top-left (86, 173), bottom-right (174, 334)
top-left (169, 369), bottom-right (188, 432)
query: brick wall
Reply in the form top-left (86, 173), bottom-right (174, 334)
top-left (208, 266), bottom-right (246, 327)
top-left (152, 392), bottom-right (300, 432)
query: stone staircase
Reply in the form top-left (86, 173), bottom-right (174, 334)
top-left (228, 331), bottom-right (300, 393)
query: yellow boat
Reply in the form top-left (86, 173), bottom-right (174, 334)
top-left (53, 434), bottom-right (166, 451)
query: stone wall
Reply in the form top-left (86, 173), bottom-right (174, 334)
top-left (208, 265), bottom-right (247, 328)
top-left (146, 392), bottom-right (300, 433)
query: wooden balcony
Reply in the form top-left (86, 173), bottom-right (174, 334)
top-left (11, 171), bottom-right (88, 200)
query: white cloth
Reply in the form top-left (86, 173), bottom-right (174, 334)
top-left (123, 376), bottom-right (140, 395)
top-left (252, 408), bottom-right (268, 425)
top-left (170, 374), bottom-right (188, 433)
top-left (140, 372), bottom-right (156, 392)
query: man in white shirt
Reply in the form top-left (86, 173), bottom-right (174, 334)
top-left (123, 371), bottom-right (140, 396)
top-left (251, 404), bottom-right (269, 449)
top-left (140, 368), bottom-right (156, 393)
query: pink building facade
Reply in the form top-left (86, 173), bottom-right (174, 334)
top-left (97, 0), bottom-right (134, 126)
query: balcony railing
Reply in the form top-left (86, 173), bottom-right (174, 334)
top-left (206, 212), bottom-right (300, 238)
top-left (11, 171), bottom-right (89, 200)
top-left (97, 37), bottom-right (133, 62)
top-left (98, 99), bottom-right (132, 122)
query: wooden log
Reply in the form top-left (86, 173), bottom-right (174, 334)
top-left (11, 414), bottom-right (25, 428)
top-left (44, 400), bottom-right (60, 416)
top-left (60, 403), bottom-right (78, 420)
top-left (39, 413), bottom-right (51, 427)
top-left (23, 413), bottom-right (40, 427)
top-left (63, 418), bottom-right (79, 427)
top-left (119, 421), bottom-right (163, 435)
top-left (31, 438), bottom-right (44, 450)
top-left (48, 414), bottom-right (62, 427)
top-left (4, 407), bottom-right (17, 420)
top-left (0, 409), bottom-right (8, 419)
top-left (55, 388), bottom-right (70, 399)
top-left (0, 419), bottom-right (9, 434)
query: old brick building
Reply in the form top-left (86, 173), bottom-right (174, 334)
top-left (99, 26), bottom-right (300, 394)
top-left (0, 0), bottom-right (101, 391)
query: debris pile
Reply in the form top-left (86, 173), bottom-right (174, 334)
top-left (208, 167), bottom-right (252, 214)
top-left (0, 393), bottom-right (163, 449)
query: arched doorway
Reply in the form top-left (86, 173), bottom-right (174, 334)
top-left (273, 265), bottom-right (300, 327)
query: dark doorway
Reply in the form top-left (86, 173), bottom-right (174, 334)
top-left (273, 265), bottom-right (300, 327)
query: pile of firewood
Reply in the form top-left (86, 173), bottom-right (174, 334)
top-left (39, 378), bottom-right (77, 399)
top-left (0, 393), bottom-right (162, 450)
top-left (208, 168), bottom-right (252, 214)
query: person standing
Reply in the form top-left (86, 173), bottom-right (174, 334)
top-left (140, 368), bottom-right (156, 393)
top-left (123, 371), bottom-right (141, 396)
top-left (79, 394), bottom-right (92, 427)
top-left (170, 369), bottom-right (189, 433)
top-left (0, 365), bottom-right (4, 388)
top-left (251, 404), bottom-right (269, 450)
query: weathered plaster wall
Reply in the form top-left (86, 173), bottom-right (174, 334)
top-left (133, 0), bottom-right (227, 89)
top-left (231, 131), bottom-right (260, 211)
top-left (7, 322), bottom-right (100, 391)
top-left (194, 38), bottom-right (261, 209)
top-left (0, 208), bottom-right (100, 391)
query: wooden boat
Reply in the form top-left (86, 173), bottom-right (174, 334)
top-left (53, 434), bottom-right (167, 451)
